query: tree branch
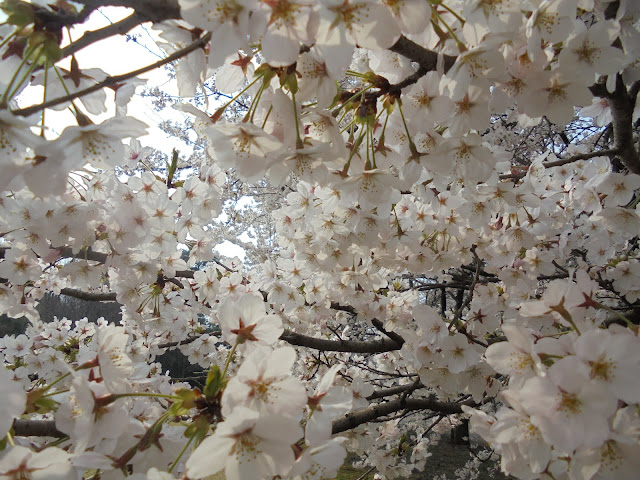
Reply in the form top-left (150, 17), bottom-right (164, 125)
top-left (332, 395), bottom-right (472, 434)
top-left (72, 0), bottom-right (181, 23)
top-left (60, 288), bottom-right (118, 302)
top-left (12, 32), bottom-right (211, 117)
top-left (542, 148), bottom-right (619, 168)
top-left (14, 393), bottom-right (468, 438)
top-left (61, 12), bottom-right (148, 60)
top-left (499, 148), bottom-right (619, 180)
top-left (389, 35), bottom-right (457, 76)
top-left (590, 76), bottom-right (640, 174)
top-left (56, 246), bottom-right (109, 263)
top-left (154, 328), bottom-right (403, 354)
top-left (12, 419), bottom-right (66, 438)
top-left (371, 318), bottom-right (406, 347)
top-left (158, 335), bottom-right (203, 349)
top-left (281, 330), bottom-right (403, 354)
top-left (451, 246), bottom-right (479, 325)
top-left (367, 381), bottom-right (425, 401)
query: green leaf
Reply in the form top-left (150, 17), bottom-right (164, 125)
top-left (1, 0), bottom-right (35, 28)
top-left (254, 63), bottom-right (276, 86)
top-left (25, 388), bottom-right (58, 414)
top-left (168, 388), bottom-right (199, 416)
top-left (203, 364), bottom-right (227, 399)
top-left (184, 414), bottom-right (210, 444)
top-left (166, 148), bottom-right (178, 187)
top-left (29, 31), bottom-right (61, 64)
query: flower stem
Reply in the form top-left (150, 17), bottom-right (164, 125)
top-left (0, 44), bottom-right (40, 107)
top-left (597, 303), bottom-right (635, 328)
top-left (41, 59), bottom-right (48, 137)
top-left (438, 3), bottom-right (465, 25)
top-left (168, 435), bottom-right (194, 473)
top-left (42, 371), bottom-right (71, 393)
top-left (42, 388), bottom-right (70, 398)
top-left (7, 54), bottom-right (41, 101)
top-left (333, 85), bottom-right (374, 116)
top-left (111, 392), bottom-right (182, 401)
top-left (0, 27), bottom-right (18, 50)
top-left (291, 90), bottom-right (303, 150)
top-left (431, 9), bottom-right (466, 52)
top-left (221, 341), bottom-right (238, 380)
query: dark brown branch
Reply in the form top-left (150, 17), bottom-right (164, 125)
top-left (15, 394), bottom-right (467, 438)
top-left (60, 288), bottom-right (117, 302)
top-left (12, 32), bottom-right (211, 117)
top-left (61, 12), bottom-right (148, 60)
top-left (332, 396), bottom-right (472, 434)
top-left (281, 331), bottom-right (403, 354)
top-left (56, 247), bottom-right (109, 263)
top-left (13, 419), bottom-right (66, 438)
top-left (371, 318), bottom-right (406, 347)
top-left (155, 328), bottom-right (403, 354)
top-left (53, 248), bottom-right (200, 281)
top-left (30, 2), bottom-right (97, 32)
top-left (158, 335), bottom-right (203, 349)
top-left (452, 246), bottom-right (480, 325)
top-left (366, 382), bottom-right (424, 400)
top-left (329, 302), bottom-right (356, 315)
top-left (590, 76), bottom-right (640, 174)
top-left (175, 269), bottom-right (195, 279)
top-left (72, 0), bottom-right (181, 23)
top-left (389, 35), bottom-right (457, 76)
top-left (542, 148), bottom-right (619, 168)
top-left (499, 148), bottom-right (619, 180)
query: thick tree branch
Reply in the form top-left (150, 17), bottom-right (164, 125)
top-left (72, 0), bottom-right (181, 23)
top-left (53, 247), bottom-right (197, 281)
top-left (590, 76), bottom-right (640, 174)
top-left (389, 35), bottom-right (457, 76)
top-left (542, 149), bottom-right (619, 168)
top-left (371, 318), bottom-right (406, 347)
top-left (30, 2), bottom-right (97, 31)
top-left (12, 419), bottom-right (66, 438)
top-left (367, 382), bottom-right (425, 401)
top-left (61, 12), bottom-right (148, 60)
top-left (154, 328), bottom-right (403, 354)
top-left (56, 246), bottom-right (109, 263)
top-left (60, 288), bottom-right (117, 302)
top-left (332, 396), bottom-right (472, 434)
top-left (451, 246), bottom-right (479, 324)
top-left (329, 302), bottom-right (356, 315)
top-left (281, 331), bottom-right (403, 354)
top-left (158, 335), bottom-right (204, 349)
top-left (499, 148), bottom-right (620, 180)
top-left (15, 393), bottom-right (470, 438)
top-left (12, 32), bottom-right (211, 117)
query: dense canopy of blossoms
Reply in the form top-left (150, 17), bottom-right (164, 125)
top-left (0, 0), bottom-right (639, 479)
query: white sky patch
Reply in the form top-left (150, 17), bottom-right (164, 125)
top-left (16, 7), bottom-right (203, 153)
top-left (214, 240), bottom-right (246, 260)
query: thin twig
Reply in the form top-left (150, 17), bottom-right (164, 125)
top-left (355, 466), bottom-right (376, 480)
top-left (61, 12), bottom-right (147, 60)
top-left (12, 32), bottom-right (212, 117)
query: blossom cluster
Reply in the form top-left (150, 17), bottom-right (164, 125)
top-left (0, 0), bottom-right (639, 479)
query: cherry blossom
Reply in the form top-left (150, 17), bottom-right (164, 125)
top-left (0, 363), bottom-right (25, 439)
top-left (218, 292), bottom-right (284, 348)
top-left (222, 345), bottom-right (307, 417)
top-left (185, 406), bottom-right (302, 480)
top-left (305, 364), bottom-right (353, 446)
top-left (0, 0), bottom-right (639, 478)
top-left (0, 446), bottom-right (75, 480)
